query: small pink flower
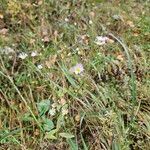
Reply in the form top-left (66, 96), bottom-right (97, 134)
top-left (69, 63), bottom-right (84, 75)
top-left (31, 51), bottom-right (38, 57)
top-left (94, 36), bottom-right (109, 45)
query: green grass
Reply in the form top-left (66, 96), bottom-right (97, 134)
top-left (0, 0), bottom-right (150, 149)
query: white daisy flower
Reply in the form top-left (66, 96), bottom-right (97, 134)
top-left (37, 64), bottom-right (43, 69)
top-left (94, 36), bottom-right (109, 45)
top-left (89, 20), bottom-right (93, 24)
top-left (65, 18), bottom-right (69, 22)
top-left (62, 109), bottom-right (69, 115)
top-left (74, 22), bottom-right (77, 26)
top-left (52, 103), bottom-right (57, 108)
top-left (2, 46), bottom-right (15, 55)
top-left (18, 52), bottom-right (28, 59)
top-left (69, 63), bottom-right (84, 75)
top-left (31, 51), bottom-right (38, 57)
top-left (49, 108), bottom-right (56, 116)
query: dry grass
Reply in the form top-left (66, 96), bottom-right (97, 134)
top-left (0, 0), bottom-right (150, 149)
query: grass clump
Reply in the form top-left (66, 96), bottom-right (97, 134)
top-left (0, 0), bottom-right (149, 149)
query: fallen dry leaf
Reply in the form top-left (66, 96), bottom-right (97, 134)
top-left (133, 33), bottom-right (139, 37)
top-left (89, 11), bottom-right (95, 18)
top-left (0, 13), bottom-right (3, 19)
top-left (45, 55), bottom-right (57, 68)
top-left (59, 98), bottom-right (66, 105)
top-left (42, 36), bottom-right (50, 42)
top-left (0, 28), bottom-right (8, 35)
top-left (34, 129), bottom-right (40, 136)
top-left (38, 0), bottom-right (43, 5)
top-left (80, 35), bottom-right (89, 45)
top-left (54, 30), bottom-right (58, 39)
top-left (40, 18), bottom-right (52, 43)
top-left (116, 54), bottom-right (124, 61)
top-left (30, 39), bottom-right (36, 44)
top-left (75, 114), bottom-right (80, 122)
top-left (0, 19), bottom-right (5, 29)
top-left (126, 20), bottom-right (135, 28)
top-left (107, 38), bottom-right (114, 44)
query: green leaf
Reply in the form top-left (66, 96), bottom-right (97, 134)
top-left (44, 129), bottom-right (58, 140)
top-left (59, 63), bottom-right (78, 88)
top-left (43, 118), bottom-right (54, 131)
top-left (21, 112), bottom-right (33, 121)
top-left (59, 132), bottom-right (74, 139)
top-left (81, 133), bottom-right (88, 150)
top-left (37, 100), bottom-right (50, 116)
top-left (56, 114), bottom-right (64, 130)
top-left (67, 139), bottom-right (78, 150)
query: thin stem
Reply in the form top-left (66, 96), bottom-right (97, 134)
top-left (109, 33), bottom-right (137, 104)
top-left (0, 56), bottom-right (43, 131)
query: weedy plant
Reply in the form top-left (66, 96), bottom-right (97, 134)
top-left (0, 0), bottom-right (150, 149)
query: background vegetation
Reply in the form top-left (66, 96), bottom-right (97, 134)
top-left (0, 0), bottom-right (149, 149)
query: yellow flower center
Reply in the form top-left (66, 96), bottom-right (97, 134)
top-left (75, 68), bottom-right (81, 74)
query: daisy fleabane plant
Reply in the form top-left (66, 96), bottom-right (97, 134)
top-left (31, 51), bottom-right (38, 57)
top-left (69, 63), bottom-right (84, 75)
top-left (18, 52), bottom-right (28, 59)
top-left (37, 64), bottom-right (43, 70)
top-left (94, 36), bottom-right (109, 45)
top-left (94, 36), bottom-right (114, 45)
